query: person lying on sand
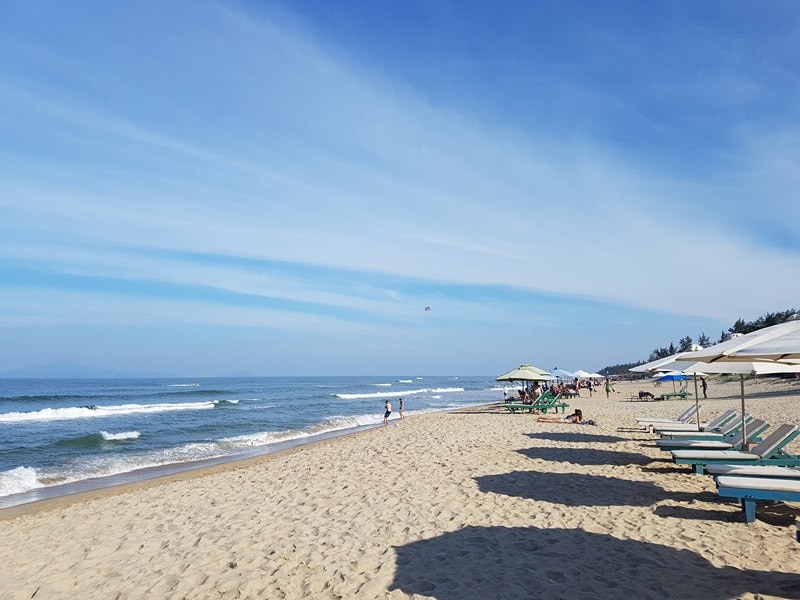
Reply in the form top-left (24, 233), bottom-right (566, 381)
top-left (537, 409), bottom-right (595, 425)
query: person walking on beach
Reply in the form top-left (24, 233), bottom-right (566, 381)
top-left (604, 379), bottom-right (615, 399)
top-left (587, 379), bottom-right (594, 396)
top-left (399, 397), bottom-right (404, 419)
top-left (700, 377), bottom-right (708, 399)
top-left (384, 399), bottom-right (392, 426)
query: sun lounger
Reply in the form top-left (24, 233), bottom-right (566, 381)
top-left (653, 410), bottom-right (737, 435)
top-left (636, 404), bottom-right (698, 426)
top-left (671, 424), bottom-right (800, 474)
top-left (715, 475), bottom-right (800, 523)
top-left (660, 390), bottom-right (693, 400)
top-left (533, 393), bottom-right (569, 414)
top-left (505, 403), bottom-right (538, 414)
top-left (707, 464), bottom-right (800, 479)
top-left (659, 414), bottom-right (753, 440)
top-left (637, 405), bottom-right (701, 432)
top-left (655, 420), bottom-right (767, 452)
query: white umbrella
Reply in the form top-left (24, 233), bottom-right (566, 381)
top-left (681, 319), bottom-right (800, 364)
top-left (549, 368), bottom-right (576, 381)
top-left (573, 369), bottom-right (594, 379)
top-left (630, 351), bottom-right (694, 373)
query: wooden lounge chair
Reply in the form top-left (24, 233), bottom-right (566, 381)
top-left (715, 475), bottom-right (800, 523)
top-left (653, 409), bottom-right (738, 435)
top-left (655, 420), bottom-right (768, 453)
top-left (659, 414), bottom-right (753, 440)
top-left (671, 424), bottom-right (800, 474)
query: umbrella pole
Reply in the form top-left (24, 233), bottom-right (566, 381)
top-left (693, 374), bottom-right (700, 431)
top-left (740, 374), bottom-right (747, 449)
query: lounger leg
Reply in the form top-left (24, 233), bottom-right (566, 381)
top-left (693, 463), bottom-right (705, 475)
top-left (741, 500), bottom-right (757, 523)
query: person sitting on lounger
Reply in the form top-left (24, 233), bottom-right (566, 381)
top-left (537, 409), bottom-right (584, 424)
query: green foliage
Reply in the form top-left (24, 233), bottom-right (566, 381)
top-left (678, 336), bottom-right (693, 352)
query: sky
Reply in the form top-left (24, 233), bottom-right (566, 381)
top-left (1, 1), bottom-right (799, 377)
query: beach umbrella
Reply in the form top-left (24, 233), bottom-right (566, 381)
top-left (496, 364), bottom-right (552, 382)
top-left (654, 372), bottom-right (690, 382)
top-left (630, 352), bottom-right (694, 373)
top-left (573, 369), bottom-right (593, 379)
top-left (682, 319), bottom-right (800, 364)
top-left (549, 368), bottom-right (576, 381)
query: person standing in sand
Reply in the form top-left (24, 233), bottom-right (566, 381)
top-left (384, 400), bottom-right (392, 426)
top-left (700, 377), bottom-right (708, 399)
top-left (604, 379), bottom-right (615, 398)
top-left (399, 397), bottom-right (404, 419)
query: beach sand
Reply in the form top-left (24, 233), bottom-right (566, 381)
top-left (3, 377), bottom-right (800, 599)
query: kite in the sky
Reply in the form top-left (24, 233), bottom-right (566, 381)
top-left (424, 306), bottom-right (431, 312)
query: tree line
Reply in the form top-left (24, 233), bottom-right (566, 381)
top-left (600, 308), bottom-right (798, 377)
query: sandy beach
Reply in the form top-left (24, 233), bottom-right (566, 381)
top-left (3, 377), bottom-right (800, 599)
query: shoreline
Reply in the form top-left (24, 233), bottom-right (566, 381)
top-left (3, 379), bottom-right (800, 599)
top-left (0, 422), bottom-right (379, 518)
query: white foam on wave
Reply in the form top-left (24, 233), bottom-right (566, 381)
top-left (100, 431), bottom-right (141, 441)
top-left (398, 379), bottom-right (412, 383)
top-left (0, 466), bottom-right (43, 496)
top-left (0, 397), bottom-right (497, 499)
top-left (336, 387), bottom-right (465, 400)
top-left (372, 383), bottom-right (392, 387)
top-left (0, 401), bottom-right (218, 423)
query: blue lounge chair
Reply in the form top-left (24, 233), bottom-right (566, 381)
top-left (655, 420), bottom-right (768, 453)
top-left (671, 424), bottom-right (800, 474)
top-left (715, 475), bottom-right (800, 523)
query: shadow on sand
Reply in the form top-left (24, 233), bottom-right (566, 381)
top-left (390, 525), bottom-right (800, 600)
top-left (526, 431), bottom-right (626, 444)
top-left (518, 446), bottom-right (653, 466)
top-left (475, 470), bottom-right (716, 508)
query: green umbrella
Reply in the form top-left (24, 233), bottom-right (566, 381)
top-left (496, 364), bottom-right (552, 382)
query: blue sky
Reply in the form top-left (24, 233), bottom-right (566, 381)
top-left (1, 1), bottom-right (798, 376)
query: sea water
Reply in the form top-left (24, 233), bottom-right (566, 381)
top-left (0, 376), bottom-right (499, 507)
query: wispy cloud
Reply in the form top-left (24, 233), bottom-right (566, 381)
top-left (0, 1), bottom-right (798, 373)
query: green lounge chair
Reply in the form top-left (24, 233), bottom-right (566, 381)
top-left (715, 475), bottom-right (800, 523)
top-left (659, 414), bottom-right (753, 440)
top-left (707, 464), bottom-right (800, 479)
top-left (671, 424), bottom-right (800, 474)
top-left (637, 404), bottom-right (700, 432)
top-left (655, 420), bottom-right (768, 453)
top-left (505, 403), bottom-right (538, 414)
top-left (653, 409), bottom-right (737, 435)
top-left (533, 393), bottom-right (568, 414)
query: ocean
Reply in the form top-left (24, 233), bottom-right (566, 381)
top-left (0, 375), bottom-right (501, 508)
